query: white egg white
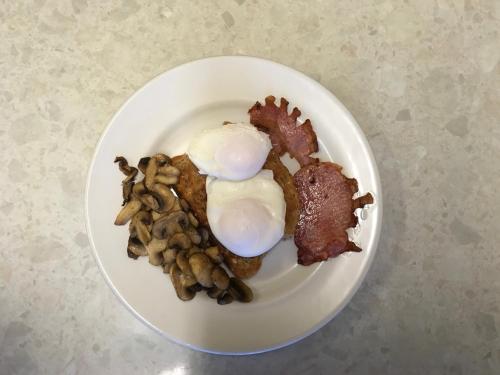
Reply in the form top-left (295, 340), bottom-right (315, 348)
top-left (206, 170), bottom-right (286, 257)
top-left (187, 123), bottom-right (271, 181)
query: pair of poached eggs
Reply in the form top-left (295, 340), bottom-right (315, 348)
top-left (187, 123), bottom-right (286, 258)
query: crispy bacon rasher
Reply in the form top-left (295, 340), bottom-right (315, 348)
top-left (249, 96), bottom-right (319, 167)
top-left (248, 96), bottom-right (374, 266)
top-left (293, 162), bottom-right (373, 266)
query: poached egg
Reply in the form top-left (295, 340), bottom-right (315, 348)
top-left (187, 123), bottom-right (271, 181)
top-left (206, 170), bottom-right (286, 257)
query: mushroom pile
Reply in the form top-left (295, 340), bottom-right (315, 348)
top-left (113, 154), bottom-right (253, 305)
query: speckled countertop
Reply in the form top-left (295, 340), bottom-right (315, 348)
top-left (1, 1), bottom-right (499, 374)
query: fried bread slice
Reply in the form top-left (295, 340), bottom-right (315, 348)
top-left (171, 154), bottom-right (209, 227)
top-left (262, 150), bottom-right (299, 236)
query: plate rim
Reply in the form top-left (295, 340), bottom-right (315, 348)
top-left (85, 55), bottom-right (383, 355)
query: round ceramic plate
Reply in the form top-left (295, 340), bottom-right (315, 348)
top-left (86, 56), bottom-right (382, 354)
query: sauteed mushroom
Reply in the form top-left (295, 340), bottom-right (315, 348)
top-left (127, 237), bottom-right (147, 259)
top-left (169, 232), bottom-right (192, 250)
top-left (147, 237), bottom-right (168, 266)
top-left (114, 156), bottom-right (138, 183)
top-left (189, 253), bottom-right (214, 288)
top-left (144, 157), bottom-right (158, 190)
top-left (115, 199), bottom-right (142, 225)
top-left (170, 264), bottom-right (195, 301)
top-left (150, 184), bottom-right (176, 212)
top-left (114, 154), bottom-right (254, 305)
top-left (131, 210), bottom-right (152, 245)
top-left (152, 211), bottom-right (189, 239)
top-left (137, 157), bottom-right (150, 174)
top-left (228, 277), bottom-right (253, 303)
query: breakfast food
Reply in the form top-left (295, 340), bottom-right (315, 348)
top-left (263, 150), bottom-right (299, 236)
top-left (171, 150), bottom-right (299, 279)
top-left (172, 151), bottom-right (299, 237)
top-left (114, 156), bottom-right (138, 206)
top-left (293, 162), bottom-right (373, 265)
top-left (187, 122), bottom-right (287, 259)
top-left (171, 154), bottom-right (263, 279)
top-left (113, 154), bottom-right (253, 304)
top-left (206, 170), bottom-right (286, 258)
top-left (219, 248), bottom-right (262, 279)
top-left (187, 123), bottom-right (271, 180)
top-left (249, 96), bottom-right (319, 167)
top-left (170, 154), bottom-right (209, 227)
top-left (249, 95), bottom-right (373, 265)
top-left (113, 95), bottom-right (374, 304)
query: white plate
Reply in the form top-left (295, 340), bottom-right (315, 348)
top-left (85, 56), bottom-right (382, 354)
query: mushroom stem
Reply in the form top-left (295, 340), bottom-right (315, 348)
top-left (144, 158), bottom-right (158, 190)
top-left (170, 264), bottom-right (195, 301)
top-left (150, 184), bottom-right (176, 213)
top-left (147, 237), bottom-right (168, 266)
top-left (115, 199), bottom-right (142, 225)
top-left (127, 237), bottom-right (148, 258)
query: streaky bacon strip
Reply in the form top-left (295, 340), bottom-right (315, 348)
top-left (249, 96), bottom-right (319, 167)
top-left (293, 162), bottom-right (373, 266)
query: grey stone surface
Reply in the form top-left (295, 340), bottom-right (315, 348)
top-left (1, 0), bottom-right (499, 374)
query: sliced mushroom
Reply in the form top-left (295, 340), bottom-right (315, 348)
top-left (132, 180), bottom-right (146, 196)
top-left (169, 264), bottom-right (195, 301)
top-left (163, 248), bottom-right (178, 265)
top-left (144, 157), bottom-right (158, 190)
top-left (170, 199), bottom-right (183, 212)
top-left (205, 246), bottom-right (223, 264)
top-left (148, 251), bottom-right (163, 266)
top-left (169, 232), bottom-right (191, 250)
top-left (132, 211), bottom-right (152, 245)
top-left (187, 212), bottom-right (199, 228)
top-left (179, 272), bottom-right (197, 288)
top-left (114, 156), bottom-right (138, 183)
top-left (122, 181), bottom-right (134, 205)
top-left (187, 246), bottom-right (202, 258)
top-left (189, 283), bottom-right (203, 293)
top-left (217, 292), bottom-right (234, 305)
top-left (179, 199), bottom-right (190, 212)
top-left (198, 227), bottom-right (210, 247)
top-left (150, 184), bottom-right (175, 213)
top-left (151, 211), bottom-right (168, 222)
top-left (154, 174), bottom-right (178, 186)
top-left (138, 157), bottom-right (150, 174)
top-left (147, 237), bottom-right (168, 254)
top-left (127, 248), bottom-right (138, 259)
top-left (175, 250), bottom-right (192, 274)
top-left (115, 199), bottom-right (142, 225)
top-left (135, 224), bottom-right (151, 246)
top-left (188, 253), bottom-right (214, 288)
top-left (206, 287), bottom-right (224, 299)
top-left (147, 237), bottom-right (167, 266)
top-left (152, 211), bottom-right (189, 239)
top-left (163, 263), bottom-right (170, 274)
top-left (185, 226), bottom-right (201, 245)
top-left (228, 277), bottom-right (253, 303)
top-left (158, 165), bottom-right (180, 177)
top-left (128, 220), bottom-right (137, 238)
top-left (152, 153), bottom-right (171, 165)
top-left (133, 210), bottom-right (152, 227)
top-left (138, 193), bottom-right (160, 211)
top-left (156, 164), bottom-right (179, 186)
top-left (127, 237), bottom-right (147, 258)
top-left (211, 266), bottom-right (230, 290)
